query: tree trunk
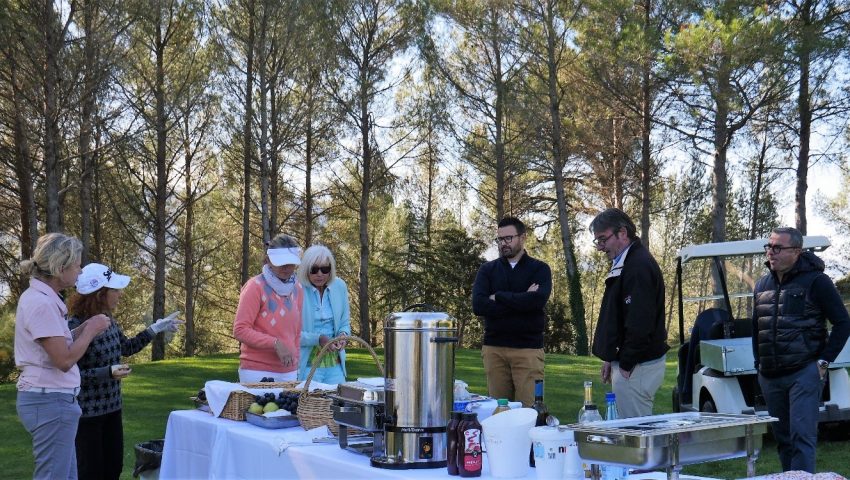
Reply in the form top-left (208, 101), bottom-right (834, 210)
top-left (269, 80), bottom-right (279, 233)
top-left (711, 62), bottom-right (731, 244)
top-left (258, 6), bottom-right (271, 244)
top-left (304, 106), bottom-right (314, 245)
top-left (183, 121), bottom-right (196, 356)
top-left (542, 2), bottom-right (587, 355)
top-left (795, 1), bottom-right (812, 235)
top-left (639, 0), bottom-right (653, 245)
top-left (79, 0), bottom-right (97, 264)
top-left (491, 10), bottom-right (506, 220)
top-left (9, 48), bottom-right (38, 294)
top-left (240, 0), bottom-right (256, 286)
top-left (151, 17), bottom-right (168, 361)
top-left (612, 117), bottom-right (624, 209)
top-left (750, 135), bottom-right (768, 239)
top-left (42, 0), bottom-right (64, 232)
top-left (358, 75), bottom-right (372, 343)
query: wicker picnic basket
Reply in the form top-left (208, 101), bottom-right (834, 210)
top-left (297, 335), bottom-right (384, 435)
top-left (217, 381), bottom-right (300, 421)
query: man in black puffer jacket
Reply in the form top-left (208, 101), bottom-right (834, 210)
top-left (753, 227), bottom-right (850, 473)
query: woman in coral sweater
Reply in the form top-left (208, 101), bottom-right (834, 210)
top-left (233, 234), bottom-right (304, 382)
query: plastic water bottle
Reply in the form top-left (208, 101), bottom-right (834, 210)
top-left (601, 392), bottom-right (628, 480)
top-left (491, 398), bottom-right (510, 416)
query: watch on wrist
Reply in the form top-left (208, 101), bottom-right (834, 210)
top-left (817, 359), bottom-right (829, 369)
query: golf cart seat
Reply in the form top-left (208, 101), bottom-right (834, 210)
top-left (678, 308), bottom-right (731, 404)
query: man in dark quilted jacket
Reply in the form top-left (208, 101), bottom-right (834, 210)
top-left (753, 227), bottom-right (850, 473)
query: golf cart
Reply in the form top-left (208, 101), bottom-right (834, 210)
top-left (672, 236), bottom-right (850, 425)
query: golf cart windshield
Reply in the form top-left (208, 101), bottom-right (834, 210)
top-left (675, 236), bottom-right (831, 344)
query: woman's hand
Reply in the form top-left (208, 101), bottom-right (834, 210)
top-left (110, 364), bottom-right (132, 379)
top-left (84, 314), bottom-right (112, 336)
top-left (319, 334), bottom-right (339, 351)
top-left (334, 332), bottom-right (348, 351)
top-left (274, 339), bottom-right (295, 368)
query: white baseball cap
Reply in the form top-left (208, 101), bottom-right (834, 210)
top-left (76, 263), bottom-right (131, 294)
top-left (267, 247), bottom-right (301, 266)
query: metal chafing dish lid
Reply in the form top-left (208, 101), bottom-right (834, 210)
top-left (567, 412), bottom-right (775, 436)
top-left (332, 381), bottom-right (385, 404)
top-left (384, 311), bottom-right (455, 330)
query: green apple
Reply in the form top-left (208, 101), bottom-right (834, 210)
top-left (263, 402), bottom-right (279, 413)
top-left (248, 402), bottom-right (264, 415)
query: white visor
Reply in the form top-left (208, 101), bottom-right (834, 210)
top-left (267, 247), bottom-right (301, 266)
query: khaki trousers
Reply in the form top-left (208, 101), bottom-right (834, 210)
top-left (481, 345), bottom-right (545, 407)
top-left (611, 355), bottom-right (666, 418)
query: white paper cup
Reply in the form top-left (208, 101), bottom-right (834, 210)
top-left (481, 408), bottom-right (537, 478)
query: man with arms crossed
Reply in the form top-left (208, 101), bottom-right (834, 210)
top-left (472, 217), bottom-right (552, 407)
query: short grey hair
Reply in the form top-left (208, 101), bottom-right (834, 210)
top-left (20, 233), bottom-right (83, 279)
top-left (589, 208), bottom-right (637, 240)
top-left (297, 245), bottom-right (337, 286)
top-left (267, 233), bottom-right (300, 249)
top-left (772, 227), bottom-right (803, 248)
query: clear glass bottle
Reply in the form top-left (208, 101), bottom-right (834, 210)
top-left (577, 380), bottom-right (597, 422)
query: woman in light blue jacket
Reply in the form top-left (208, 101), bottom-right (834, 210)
top-left (297, 245), bottom-right (351, 384)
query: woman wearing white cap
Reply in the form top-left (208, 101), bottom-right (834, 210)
top-left (233, 233), bottom-right (304, 382)
top-left (14, 233), bottom-right (111, 480)
top-left (67, 263), bottom-right (182, 480)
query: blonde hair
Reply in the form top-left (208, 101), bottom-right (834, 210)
top-left (20, 233), bottom-right (83, 279)
top-left (297, 245), bottom-right (337, 286)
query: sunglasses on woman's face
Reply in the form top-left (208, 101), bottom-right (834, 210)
top-left (310, 265), bottom-right (331, 275)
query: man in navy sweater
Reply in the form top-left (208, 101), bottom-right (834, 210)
top-left (472, 217), bottom-right (552, 407)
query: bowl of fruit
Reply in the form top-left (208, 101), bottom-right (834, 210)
top-left (244, 391), bottom-right (301, 429)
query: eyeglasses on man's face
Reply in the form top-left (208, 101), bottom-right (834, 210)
top-left (764, 244), bottom-right (800, 255)
top-left (593, 232), bottom-right (615, 247)
top-left (495, 235), bottom-right (517, 245)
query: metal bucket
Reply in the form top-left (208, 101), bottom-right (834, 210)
top-left (371, 304), bottom-right (457, 469)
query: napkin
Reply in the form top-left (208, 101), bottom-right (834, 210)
top-left (356, 377), bottom-right (384, 387)
top-left (295, 380), bottom-right (337, 392)
top-left (204, 380), bottom-right (286, 418)
top-left (268, 425), bottom-right (334, 455)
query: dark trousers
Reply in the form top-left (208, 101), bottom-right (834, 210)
top-left (75, 410), bottom-right (124, 480)
top-left (758, 362), bottom-right (823, 473)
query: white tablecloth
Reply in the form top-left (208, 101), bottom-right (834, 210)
top-left (160, 409), bottom-right (722, 480)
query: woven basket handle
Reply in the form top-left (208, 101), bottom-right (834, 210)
top-left (300, 334), bottom-right (384, 397)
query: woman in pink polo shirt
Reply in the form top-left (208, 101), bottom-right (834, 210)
top-left (233, 233), bottom-right (304, 382)
top-left (14, 233), bottom-right (110, 479)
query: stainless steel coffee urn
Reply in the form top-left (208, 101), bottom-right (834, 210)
top-left (371, 304), bottom-right (457, 469)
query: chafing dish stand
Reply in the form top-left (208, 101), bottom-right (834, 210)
top-left (568, 412), bottom-right (776, 480)
top-left (329, 381), bottom-right (386, 457)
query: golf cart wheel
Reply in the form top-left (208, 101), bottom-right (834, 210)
top-left (700, 397), bottom-right (717, 413)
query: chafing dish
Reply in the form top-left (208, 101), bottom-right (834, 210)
top-left (568, 412), bottom-right (775, 480)
top-left (328, 381), bottom-right (386, 455)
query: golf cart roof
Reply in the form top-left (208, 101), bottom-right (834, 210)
top-left (677, 236), bottom-right (831, 264)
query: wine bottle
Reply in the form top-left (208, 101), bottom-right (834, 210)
top-left (529, 379), bottom-right (548, 467)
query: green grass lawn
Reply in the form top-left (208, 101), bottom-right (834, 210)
top-left (1, 349), bottom-right (848, 479)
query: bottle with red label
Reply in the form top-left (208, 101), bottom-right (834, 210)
top-left (458, 412), bottom-right (482, 477)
